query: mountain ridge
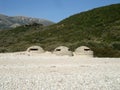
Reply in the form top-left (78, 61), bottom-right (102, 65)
top-left (0, 14), bottom-right (54, 29)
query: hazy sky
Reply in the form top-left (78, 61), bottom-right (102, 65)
top-left (0, 0), bottom-right (120, 22)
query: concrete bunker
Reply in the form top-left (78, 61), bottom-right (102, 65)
top-left (27, 46), bottom-right (44, 53)
top-left (74, 46), bottom-right (93, 57)
top-left (53, 46), bottom-right (73, 56)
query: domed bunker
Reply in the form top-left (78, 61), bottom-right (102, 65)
top-left (27, 46), bottom-right (44, 53)
top-left (53, 46), bottom-right (73, 56)
top-left (74, 46), bottom-right (94, 57)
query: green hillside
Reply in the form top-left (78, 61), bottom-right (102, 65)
top-left (0, 4), bottom-right (120, 57)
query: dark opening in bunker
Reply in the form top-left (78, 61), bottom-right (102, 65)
top-left (56, 49), bottom-right (61, 51)
top-left (30, 48), bottom-right (38, 51)
top-left (84, 49), bottom-right (90, 51)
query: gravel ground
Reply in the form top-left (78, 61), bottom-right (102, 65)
top-left (0, 53), bottom-right (120, 90)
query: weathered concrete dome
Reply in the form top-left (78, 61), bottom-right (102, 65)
top-left (27, 46), bottom-right (44, 53)
top-left (53, 46), bottom-right (73, 56)
top-left (74, 46), bottom-right (93, 57)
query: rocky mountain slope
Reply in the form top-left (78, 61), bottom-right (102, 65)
top-left (0, 14), bottom-right (54, 29)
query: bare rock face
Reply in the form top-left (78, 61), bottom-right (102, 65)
top-left (0, 14), bottom-right (54, 30)
top-left (10, 23), bottom-right (21, 28)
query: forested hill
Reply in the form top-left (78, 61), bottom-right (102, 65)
top-left (0, 4), bottom-right (120, 57)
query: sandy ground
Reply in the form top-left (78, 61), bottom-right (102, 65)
top-left (0, 52), bottom-right (120, 90)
